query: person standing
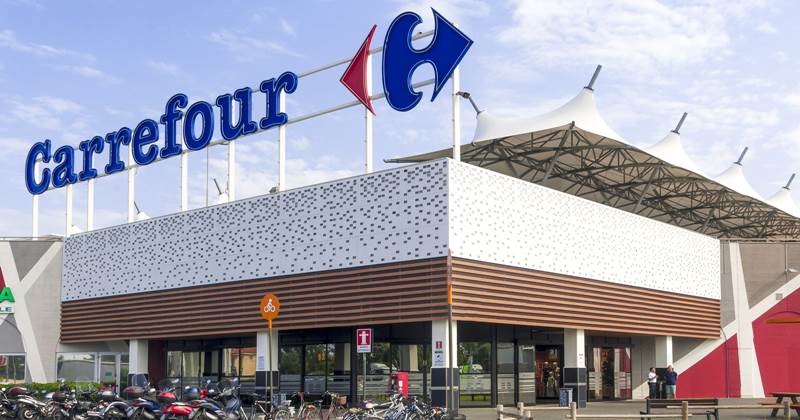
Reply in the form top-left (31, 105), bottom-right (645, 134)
top-left (664, 365), bottom-right (678, 398)
top-left (647, 367), bottom-right (658, 399)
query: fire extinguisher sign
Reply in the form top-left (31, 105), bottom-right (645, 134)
top-left (356, 328), bottom-right (372, 353)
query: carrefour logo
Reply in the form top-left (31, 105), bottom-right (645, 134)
top-left (0, 267), bottom-right (13, 314)
top-left (24, 9), bottom-right (472, 196)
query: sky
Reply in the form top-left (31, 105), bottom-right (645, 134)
top-left (1, 0), bottom-right (800, 236)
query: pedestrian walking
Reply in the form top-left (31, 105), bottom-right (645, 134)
top-left (664, 365), bottom-right (678, 398)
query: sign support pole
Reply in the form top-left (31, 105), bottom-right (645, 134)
top-left (65, 184), bottom-right (73, 236)
top-left (362, 353), bottom-right (367, 402)
top-left (268, 320), bottom-right (273, 407)
top-left (364, 53), bottom-right (373, 174)
top-left (452, 67), bottom-right (461, 162)
top-left (87, 178), bottom-right (95, 230)
top-left (128, 146), bottom-right (136, 222)
top-left (278, 91), bottom-right (286, 192)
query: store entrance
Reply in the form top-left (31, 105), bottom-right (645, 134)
top-left (535, 346), bottom-right (562, 400)
top-left (588, 347), bottom-right (632, 400)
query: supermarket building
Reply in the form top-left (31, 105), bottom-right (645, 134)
top-left (2, 12), bottom-right (800, 408)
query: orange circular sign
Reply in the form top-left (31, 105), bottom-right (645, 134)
top-left (259, 293), bottom-right (280, 322)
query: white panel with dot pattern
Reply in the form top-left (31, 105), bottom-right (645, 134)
top-left (62, 161), bottom-right (449, 301)
top-left (447, 161), bottom-right (721, 299)
top-left (62, 159), bottom-right (720, 301)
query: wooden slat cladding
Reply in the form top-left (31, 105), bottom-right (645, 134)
top-left (449, 258), bottom-right (720, 339)
top-left (60, 258), bottom-right (450, 343)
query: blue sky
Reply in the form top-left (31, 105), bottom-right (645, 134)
top-left (1, 0), bottom-right (799, 236)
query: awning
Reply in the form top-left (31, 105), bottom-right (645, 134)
top-left (389, 67), bottom-right (800, 239)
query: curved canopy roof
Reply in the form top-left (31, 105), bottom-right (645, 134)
top-left (389, 67), bottom-right (800, 239)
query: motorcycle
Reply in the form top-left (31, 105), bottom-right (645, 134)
top-left (160, 385), bottom-right (202, 420)
top-left (192, 379), bottom-right (246, 420)
top-left (8, 386), bottom-right (50, 420)
top-left (130, 378), bottom-right (180, 420)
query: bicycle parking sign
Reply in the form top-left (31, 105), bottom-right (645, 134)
top-left (259, 293), bottom-right (280, 329)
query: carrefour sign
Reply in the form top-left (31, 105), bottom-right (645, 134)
top-left (0, 267), bottom-right (13, 314)
top-left (25, 9), bottom-right (472, 195)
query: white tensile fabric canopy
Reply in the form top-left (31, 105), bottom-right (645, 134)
top-left (389, 70), bottom-right (800, 239)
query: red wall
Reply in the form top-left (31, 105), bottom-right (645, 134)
top-left (753, 287), bottom-right (800, 395)
top-left (677, 335), bottom-right (740, 398)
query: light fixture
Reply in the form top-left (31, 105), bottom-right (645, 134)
top-left (456, 91), bottom-right (482, 114)
top-left (133, 201), bottom-right (150, 221)
top-left (212, 178), bottom-right (229, 204)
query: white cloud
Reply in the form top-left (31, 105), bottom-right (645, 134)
top-left (147, 60), bottom-right (181, 77)
top-left (0, 29), bottom-right (95, 61)
top-left (4, 95), bottom-right (85, 132)
top-left (494, 0), bottom-right (753, 77)
top-left (280, 18), bottom-right (296, 36)
top-left (394, 0), bottom-right (490, 30)
top-left (207, 30), bottom-right (302, 61)
top-left (55, 64), bottom-right (119, 83)
top-left (755, 22), bottom-right (777, 34)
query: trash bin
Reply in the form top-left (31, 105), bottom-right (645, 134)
top-left (559, 388), bottom-right (573, 407)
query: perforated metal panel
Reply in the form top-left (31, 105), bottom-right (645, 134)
top-left (62, 159), bottom-right (721, 302)
top-left (448, 161), bottom-right (721, 299)
top-left (62, 161), bottom-right (449, 301)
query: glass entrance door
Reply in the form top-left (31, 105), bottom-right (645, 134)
top-left (588, 347), bottom-right (632, 400)
top-left (535, 347), bottom-right (561, 399)
top-left (97, 354), bottom-right (129, 392)
top-left (518, 345), bottom-right (536, 404)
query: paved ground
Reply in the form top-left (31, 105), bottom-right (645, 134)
top-left (459, 399), bottom-right (797, 420)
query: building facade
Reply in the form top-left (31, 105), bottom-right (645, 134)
top-left (57, 159), bottom-right (722, 408)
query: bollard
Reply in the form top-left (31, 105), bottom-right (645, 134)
top-left (681, 401), bottom-right (688, 420)
top-left (517, 402), bottom-right (525, 420)
top-left (570, 401), bottom-right (578, 420)
top-left (497, 404), bottom-right (504, 420)
top-left (784, 400), bottom-right (790, 420)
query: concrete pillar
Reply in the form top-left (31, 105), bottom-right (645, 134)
top-left (334, 342), bottom-right (351, 373)
top-left (129, 339), bottom-right (149, 385)
top-left (563, 328), bottom-right (587, 408)
top-left (431, 319), bottom-right (459, 411)
top-left (729, 242), bottom-right (764, 397)
top-left (655, 336), bottom-right (673, 367)
top-left (256, 330), bottom-right (279, 396)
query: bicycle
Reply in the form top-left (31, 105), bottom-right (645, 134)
top-left (303, 392), bottom-right (346, 420)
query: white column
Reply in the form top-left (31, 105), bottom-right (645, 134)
top-left (127, 146), bottom-right (136, 223)
top-left (65, 184), bottom-right (73, 236)
top-left (729, 242), bottom-right (765, 397)
top-left (180, 151), bottom-right (188, 211)
top-left (564, 328), bottom-right (586, 368)
top-left (32, 160), bottom-right (40, 237)
top-left (364, 53), bottom-right (373, 174)
top-left (87, 179), bottom-right (95, 230)
top-left (431, 319), bottom-right (458, 409)
top-left (227, 141), bottom-right (236, 201)
top-left (278, 91), bottom-right (286, 192)
top-left (31, 195), bottom-right (39, 238)
top-left (256, 330), bottom-right (279, 395)
top-left (451, 66), bottom-right (461, 162)
top-left (654, 336), bottom-right (673, 367)
top-left (431, 319), bottom-right (458, 369)
top-left (129, 339), bottom-right (149, 375)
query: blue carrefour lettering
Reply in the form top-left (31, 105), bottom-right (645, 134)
top-left (184, 101), bottom-right (215, 150)
top-left (382, 8), bottom-right (473, 112)
top-left (217, 87), bottom-right (258, 140)
top-left (51, 145), bottom-right (78, 188)
top-left (25, 140), bottom-right (52, 195)
top-left (259, 71), bottom-right (298, 130)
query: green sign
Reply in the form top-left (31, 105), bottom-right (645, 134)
top-left (0, 287), bottom-right (14, 303)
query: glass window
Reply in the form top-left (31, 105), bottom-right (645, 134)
top-left (0, 355), bottom-right (25, 384)
top-left (240, 347), bottom-right (256, 377)
top-left (120, 354), bottom-right (129, 389)
top-left (166, 351), bottom-right (182, 378)
top-left (99, 355), bottom-right (117, 389)
top-left (458, 342), bottom-right (491, 407)
top-left (222, 348), bottom-right (239, 377)
top-left (57, 353), bottom-right (96, 382)
top-left (279, 346), bottom-right (302, 394)
top-left (305, 344), bottom-right (328, 376)
top-left (181, 352), bottom-right (203, 387)
top-left (497, 343), bottom-right (515, 405)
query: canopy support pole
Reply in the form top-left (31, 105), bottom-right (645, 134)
top-left (672, 112), bottom-right (688, 134)
top-left (585, 65), bottom-right (602, 90)
top-left (452, 65), bottom-right (461, 162)
top-left (541, 124), bottom-right (573, 183)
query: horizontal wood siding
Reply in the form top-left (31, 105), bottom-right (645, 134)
top-left (450, 258), bottom-right (720, 339)
top-left (60, 258), bottom-right (450, 342)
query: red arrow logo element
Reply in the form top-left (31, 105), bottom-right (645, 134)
top-left (340, 25), bottom-right (377, 115)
